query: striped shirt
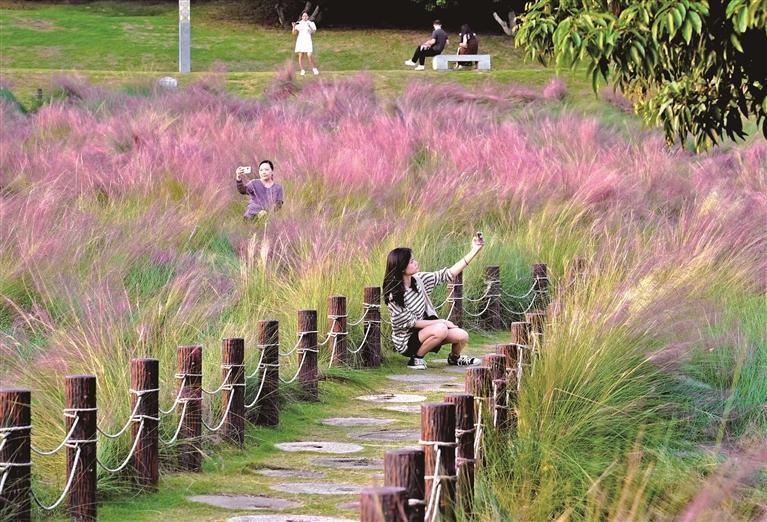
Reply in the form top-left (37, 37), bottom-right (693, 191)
top-left (385, 268), bottom-right (454, 354)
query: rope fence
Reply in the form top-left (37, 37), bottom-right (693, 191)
top-left (0, 262), bottom-right (570, 520)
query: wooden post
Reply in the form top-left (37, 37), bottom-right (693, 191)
top-left (492, 378), bottom-right (510, 431)
top-left (532, 263), bottom-right (548, 292)
top-left (176, 346), bottom-right (201, 471)
top-left (525, 311), bottom-right (546, 352)
top-left (65, 375), bottom-right (97, 521)
top-left (222, 338), bottom-right (245, 446)
top-left (253, 320), bottom-right (280, 426)
top-left (298, 310), bottom-right (319, 401)
top-left (496, 343), bottom-right (518, 373)
top-left (447, 272), bottom-right (463, 327)
top-left (566, 256), bottom-right (587, 285)
top-left (131, 358), bottom-right (159, 489)
top-left (510, 321), bottom-right (531, 347)
top-left (481, 265), bottom-right (502, 330)
top-left (420, 402), bottom-right (456, 521)
top-left (384, 448), bottom-right (425, 522)
top-left (362, 286), bottom-right (382, 368)
top-left (0, 389), bottom-right (31, 521)
top-left (328, 295), bottom-right (348, 367)
top-left (482, 353), bottom-right (506, 382)
top-left (464, 366), bottom-right (491, 465)
top-left (360, 486), bottom-right (408, 522)
top-left (444, 393), bottom-right (475, 519)
top-left (532, 263), bottom-right (549, 311)
top-left (464, 366), bottom-right (491, 400)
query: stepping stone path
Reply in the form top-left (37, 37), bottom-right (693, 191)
top-left (187, 348), bottom-right (490, 520)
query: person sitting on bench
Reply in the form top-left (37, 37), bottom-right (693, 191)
top-left (404, 19), bottom-right (448, 71)
top-left (456, 24), bottom-right (479, 69)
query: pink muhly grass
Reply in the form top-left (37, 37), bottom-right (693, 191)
top-left (542, 77), bottom-right (567, 101)
top-left (599, 86), bottom-right (635, 113)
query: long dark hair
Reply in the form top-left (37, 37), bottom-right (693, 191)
top-left (460, 24), bottom-right (475, 39)
top-left (383, 247), bottom-right (415, 307)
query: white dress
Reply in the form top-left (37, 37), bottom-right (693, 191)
top-left (294, 21), bottom-right (316, 53)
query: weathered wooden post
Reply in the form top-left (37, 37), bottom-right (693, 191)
top-left (464, 366), bottom-right (491, 465)
top-left (298, 310), bottom-right (319, 401)
top-left (222, 338), bottom-right (245, 445)
top-left (525, 311), bottom-right (546, 352)
top-left (360, 486), bottom-right (408, 521)
top-left (532, 263), bottom-right (549, 292)
top-left (492, 378), bottom-right (510, 431)
top-left (177, 345), bottom-right (202, 471)
top-left (482, 265), bottom-right (502, 330)
top-left (496, 343), bottom-right (518, 374)
top-left (566, 256), bottom-right (587, 285)
top-left (65, 375), bottom-right (97, 521)
top-left (384, 448), bottom-right (425, 522)
top-left (328, 295), bottom-right (348, 367)
top-left (482, 353), bottom-right (506, 382)
top-left (0, 389), bottom-right (32, 521)
top-left (510, 321), bottom-right (531, 347)
top-left (362, 286), bottom-right (382, 368)
top-left (131, 358), bottom-right (159, 489)
top-left (447, 271), bottom-right (464, 327)
top-left (253, 320), bottom-right (280, 426)
top-left (420, 402), bottom-right (457, 521)
top-left (444, 393), bottom-right (475, 519)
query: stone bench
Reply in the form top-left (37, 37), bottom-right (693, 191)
top-left (432, 54), bottom-right (491, 71)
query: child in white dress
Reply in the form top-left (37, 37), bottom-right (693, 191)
top-left (292, 11), bottom-right (319, 76)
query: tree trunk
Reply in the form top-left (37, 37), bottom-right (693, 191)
top-left (492, 11), bottom-right (517, 36)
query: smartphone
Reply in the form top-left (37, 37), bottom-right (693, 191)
top-left (241, 166), bottom-right (252, 174)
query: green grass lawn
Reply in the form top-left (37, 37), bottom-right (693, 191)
top-left (0, 0), bottom-right (593, 102)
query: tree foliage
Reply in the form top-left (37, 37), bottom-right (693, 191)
top-left (516, 0), bottom-right (767, 150)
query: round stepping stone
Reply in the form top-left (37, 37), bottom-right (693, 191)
top-left (405, 382), bottom-right (464, 393)
top-left (188, 494), bottom-right (302, 510)
top-left (386, 373), bottom-right (455, 383)
top-left (320, 417), bottom-right (394, 427)
top-left (355, 393), bottom-right (426, 403)
top-left (348, 429), bottom-right (419, 442)
top-left (311, 457), bottom-right (383, 469)
top-left (384, 404), bottom-right (422, 414)
top-left (274, 441), bottom-right (363, 454)
top-left (254, 468), bottom-right (325, 478)
top-left (227, 515), bottom-right (358, 522)
top-left (336, 500), bottom-right (360, 511)
top-left (270, 482), bottom-right (363, 495)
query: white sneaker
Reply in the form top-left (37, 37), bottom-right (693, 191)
top-left (312, 68), bottom-right (319, 75)
top-left (414, 65), bottom-right (425, 71)
top-left (404, 60), bottom-right (417, 66)
top-left (447, 354), bottom-right (480, 366)
top-left (300, 69), bottom-right (306, 76)
top-left (407, 357), bottom-right (427, 370)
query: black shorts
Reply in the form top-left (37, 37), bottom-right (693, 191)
top-left (403, 315), bottom-right (443, 357)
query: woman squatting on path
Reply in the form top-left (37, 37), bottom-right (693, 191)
top-left (383, 233), bottom-right (485, 370)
